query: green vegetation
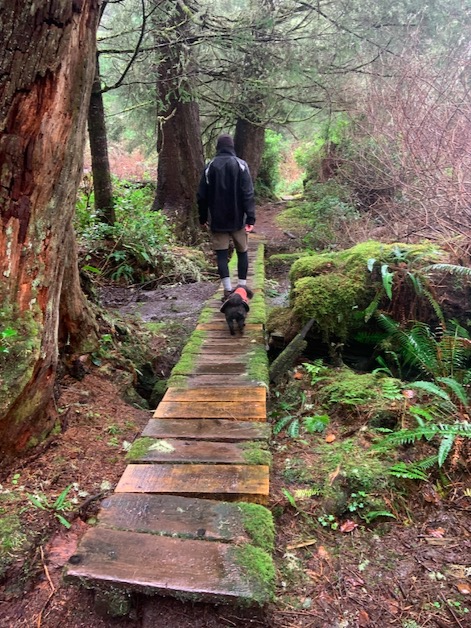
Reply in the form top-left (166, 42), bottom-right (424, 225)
top-left (76, 178), bottom-right (207, 285)
top-left (238, 503), bottom-right (275, 553)
top-left (230, 544), bottom-right (276, 605)
top-left (241, 442), bottom-right (272, 466)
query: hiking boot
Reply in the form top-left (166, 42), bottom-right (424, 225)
top-left (221, 289), bottom-right (233, 302)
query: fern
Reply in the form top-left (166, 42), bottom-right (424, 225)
top-left (408, 381), bottom-right (452, 404)
top-left (378, 422), bottom-right (471, 470)
top-left (303, 414), bottom-right (330, 433)
top-left (425, 263), bottom-right (471, 278)
top-left (273, 415), bottom-right (294, 435)
top-left (387, 455), bottom-right (439, 481)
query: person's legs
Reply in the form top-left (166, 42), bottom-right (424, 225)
top-left (211, 232), bottom-right (232, 295)
top-left (231, 228), bottom-right (249, 286)
top-left (216, 249), bottom-right (231, 291)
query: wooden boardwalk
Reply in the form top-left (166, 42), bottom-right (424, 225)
top-left (65, 238), bottom-right (275, 606)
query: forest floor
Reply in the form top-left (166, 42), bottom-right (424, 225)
top-left (1, 184), bottom-right (470, 627)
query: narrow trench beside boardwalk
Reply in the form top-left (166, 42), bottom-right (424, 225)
top-left (65, 237), bottom-right (276, 606)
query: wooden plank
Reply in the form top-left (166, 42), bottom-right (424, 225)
top-left (97, 494), bottom-right (253, 543)
top-left (153, 401), bottom-right (265, 420)
top-left (127, 439), bottom-right (269, 465)
top-left (115, 463), bottom-right (269, 502)
top-left (197, 323), bottom-right (263, 331)
top-left (185, 375), bottom-right (262, 387)
top-left (65, 527), bottom-right (270, 604)
top-left (162, 387), bottom-right (266, 402)
top-left (194, 363), bottom-right (247, 375)
top-left (142, 418), bottom-right (270, 441)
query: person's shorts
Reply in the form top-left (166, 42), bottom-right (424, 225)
top-left (211, 228), bottom-right (248, 253)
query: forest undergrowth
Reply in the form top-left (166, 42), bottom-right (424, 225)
top-left (0, 158), bottom-right (470, 627)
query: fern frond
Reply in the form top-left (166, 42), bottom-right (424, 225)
top-left (364, 290), bottom-right (383, 322)
top-left (273, 415), bottom-right (294, 435)
top-left (287, 418), bottom-right (300, 438)
top-left (438, 433), bottom-right (455, 467)
top-left (387, 462), bottom-right (429, 481)
top-left (425, 263), bottom-right (471, 278)
top-left (409, 381), bottom-right (452, 403)
top-left (436, 376), bottom-right (468, 405)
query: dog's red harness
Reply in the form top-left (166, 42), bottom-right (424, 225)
top-left (233, 286), bottom-right (249, 305)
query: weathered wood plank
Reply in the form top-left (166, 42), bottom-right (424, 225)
top-left (185, 375), bottom-right (262, 387)
top-left (115, 463), bottom-right (269, 502)
top-left (127, 438), bottom-right (269, 465)
top-left (197, 323), bottom-right (263, 331)
top-left (153, 401), bottom-right (265, 420)
top-left (65, 527), bottom-right (271, 604)
top-left (97, 494), bottom-right (253, 543)
top-left (142, 418), bottom-right (270, 441)
top-left (162, 387), bottom-right (266, 403)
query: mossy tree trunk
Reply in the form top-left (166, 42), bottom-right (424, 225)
top-left (88, 53), bottom-right (115, 225)
top-left (151, 1), bottom-right (204, 243)
top-left (0, 0), bottom-right (100, 466)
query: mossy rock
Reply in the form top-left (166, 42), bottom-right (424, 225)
top-left (266, 253), bottom-right (307, 272)
top-left (288, 240), bottom-right (444, 340)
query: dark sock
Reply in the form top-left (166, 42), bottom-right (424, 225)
top-left (237, 250), bottom-right (248, 281)
top-left (216, 249), bottom-right (229, 279)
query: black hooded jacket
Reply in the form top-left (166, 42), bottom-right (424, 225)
top-left (197, 147), bottom-right (256, 232)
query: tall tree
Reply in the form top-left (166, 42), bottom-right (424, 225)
top-left (88, 53), bottom-right (115, 225)
top-left (151, 0), bottom-right (205, 242)
top-left (0, 0), bottom-right (100, 466)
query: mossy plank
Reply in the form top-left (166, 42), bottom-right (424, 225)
top-left (127, 438), bottom-right (267, 465)
top-left (162, 387), bottom-right (266, 403)
top-left (97, 494), bottom-right (254, 543)
top-left (153, 401), bottom-right (265, 420)
top-left (142, 418), bottom-right (270, 441)
top-left (115, 463), bottom-right (269, 502)
top-left (65, 527), bottom-right (270, 604)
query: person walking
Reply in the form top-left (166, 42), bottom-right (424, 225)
top-left (197, 134), bottom-right (256, 300)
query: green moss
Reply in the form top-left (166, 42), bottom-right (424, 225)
top-left (253, 243), bottom-right (265, 290)
top-left (267, 253), bottom-right (307, 271)
top-left (241, 442), bottom-right (272, 466)
top-left (237, 503), bottom-right (275, 553)
top-left (247, 292), bottom-right (266, 324)
top-left (247, 345), bottom-right (269, 385)
top-left (288, 241), bottom-right (444, 341)
top-left (0, 495), bottom-right (28, 578)
top-left (266, 306), bottom-right (294, 336)
top-left (166, 374), bottom-right (188, 389)
top-left (292, 274), bottom-right (368, 340)
top-left (126, 437), bottom-right (156, 460)
top-left (0, 306), bottom-right (42, 416)
top-left (230, 544), bottom-right (276, 604)
top-left (198, 306), bottom-right (214, 324)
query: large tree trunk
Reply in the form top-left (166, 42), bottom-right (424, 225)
top-left (234, 118), bottom-right (265, 183)
top-left (0, 0), bottom-right (100, 466)
top-left (151, 1), bottom-right (204, 243)
top-left (88, 54), bottom-right (115, 225)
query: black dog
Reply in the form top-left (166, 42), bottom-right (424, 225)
top-left (220, 286), bottom-right (253, 335)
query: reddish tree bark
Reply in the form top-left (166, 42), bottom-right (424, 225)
top-left (0, 1), bottom-right (100, 465)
